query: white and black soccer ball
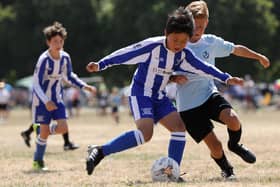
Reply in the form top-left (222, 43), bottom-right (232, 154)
top-left (151, 156), bottom-right (180, 182)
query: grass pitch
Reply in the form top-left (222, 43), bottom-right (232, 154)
top-left (0, 107), bottom-right (279, 187)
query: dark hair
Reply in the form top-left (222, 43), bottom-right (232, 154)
top-left (165, 7), bottom-right (194, 37)
top-left (43, 21), bottom-right (67, 41)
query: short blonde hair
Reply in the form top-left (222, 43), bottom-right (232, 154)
top-left (186, 0), bottom-right (209, 19)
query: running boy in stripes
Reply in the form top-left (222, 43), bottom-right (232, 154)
top-left (32, 21), bottom-right (96, 170)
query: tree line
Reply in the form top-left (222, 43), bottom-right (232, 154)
top-left (0, 0), bottom-right (279, 87)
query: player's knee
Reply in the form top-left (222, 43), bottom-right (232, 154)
top-left (226, 115), bottom-right (241, 130)
top-left (143, 132), bottom-right (153, 142)
top-left (172, 121), bottom-right (186, 132)
top-left (137, 125), bottom-right (153, 142)
top-left (139, 130), bottom-right (153, 142)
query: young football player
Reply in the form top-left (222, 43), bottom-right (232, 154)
top-left (31, 21), bottom-right (96, 170)
top-left (172, 0), bottom-right (270, 180)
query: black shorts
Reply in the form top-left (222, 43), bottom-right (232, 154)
top-left (112, 106), bottom-right (119, 113)
top-left (179, 93), bottom-right (232, 143)
top-left (0, 104), bottom-right (8, 110)
top-left (72, 99), bottom-right (80, 107)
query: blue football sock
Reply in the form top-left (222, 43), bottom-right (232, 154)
top-left (168, 132), bottom-right (186, 165)
top-left (102, 130), bottom-right (144, 156)
top-left (34, 135), bottom-right (47, 161)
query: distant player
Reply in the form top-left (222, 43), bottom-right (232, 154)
top-left (0, 80), bottom-right (11, 121)
top-left (109, 87), bottom-right (122, 124)
top-left (85, 7), bottom-right (244, 181)
top-left (171, 1), bottom-right (270, 180)
top-left (31, 21), bottom-right (96, 170)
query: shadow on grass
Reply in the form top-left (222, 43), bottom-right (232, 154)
top-left (187, 175), bottom-right (280, 184)
top-left (23, 169), bottom-right (60, 175)
top-left (122, 180), bottom-right (154, 186)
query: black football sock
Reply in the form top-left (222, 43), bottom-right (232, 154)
top-left (63, 132), bottom-right (70, 145)
top-left (227, 127), bottom-right (242, 149)
top-left (212, 152), bottom-right (233, 171)
top-left (25, 124), bottom-right (34, 136)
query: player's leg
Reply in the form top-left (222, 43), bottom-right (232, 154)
top-left (204, 132), bottom-right (235, 180)
top-left (32, 104), bottom-right (50, 171)
top-left (159, 111), bottom-right (186, 166)
top-left (21, 123), bottom-right (34, 147)
top-left (156, 96), bottom-right (186, 166)
top-left (179, 99), bottom-right (235, 179)
top-left (86, 96), bottom-right (153, 175)
top-left (219, 107), bottom-right (256, 163)
top-left (62, 132), bottom-right (79, 151)
top-left (33, 123), bottom-right (49, 171)
top-left (52, 103), bottom-right (79, 150)
top-left (86, 118), bottom-right (152, 175)
top-left (53, 119), bottom-right (79, 150)
top-left (206, 93), bottom-right (255, 163)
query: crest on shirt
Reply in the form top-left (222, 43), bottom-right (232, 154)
top-left (202, 51), bottom-right (209, 59)
top-left (175, 58), bottom-right (184, 65)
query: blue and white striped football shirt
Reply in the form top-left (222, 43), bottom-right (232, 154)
top-left (97, 36), bottom-right (231, 99)
top-left (32, 50), bottom-right (86, 105)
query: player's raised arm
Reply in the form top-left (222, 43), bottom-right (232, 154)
top-left (233, 45), bottom-right (270, 68)
top-left (178, 48), bottom-right (243, 85)
top-left (87, 39), bottom-right (160, 72)
top-left (63, 56), bottom-right (86, 89)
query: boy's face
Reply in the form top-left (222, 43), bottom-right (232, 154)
top-left (166, 32), bottom-right (189, 53)
top-left (46, 35), bottom-right (64, 52)
top-left (191, 18), bottom-right (208, 42)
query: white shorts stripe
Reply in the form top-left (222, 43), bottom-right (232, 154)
top-left (130, 96), bottom-right (141, 121)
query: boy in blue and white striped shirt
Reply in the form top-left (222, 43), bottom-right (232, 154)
top-left (85, 7), bottom-right (243, 180)
top-left (32, 21), bottom-right (96, 170)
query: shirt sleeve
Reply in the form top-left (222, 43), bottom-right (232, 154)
top-left (213, 35), bottom-right (235, 57)
top-left (98, 40), bottom-right (158, 71)
top-left (33, 58), bottom-right (50, 104)
top-left (63, 56), bottom-right (86, 89)
top-left (177, 48), bottom-right (231, 82)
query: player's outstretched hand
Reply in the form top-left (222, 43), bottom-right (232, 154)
top-left (169, 75), bottom-right (188, 85)
top-left (86, 62), bottom-right (99, 72)
top-left (84, 85), bottom-right (97, 96)
top-left (259, 55), bottom-right (270, 68)
top-left (226, 77), bottom-right (244, 86)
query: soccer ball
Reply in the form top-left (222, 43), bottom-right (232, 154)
top-left (151, 156), bottom-right (180, 182)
